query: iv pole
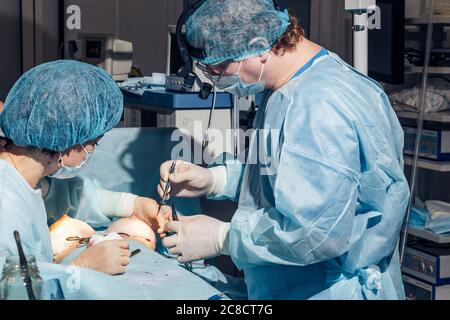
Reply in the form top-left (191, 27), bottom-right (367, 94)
top-left (345, 0), bottom-right (376, 75)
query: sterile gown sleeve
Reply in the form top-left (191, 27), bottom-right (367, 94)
top-left (228, 93), bottom-right (362, 269)
top-left (43, 177), bottom-right (135, 228)
top-left (207, 91), bottom-right (274, 202)
top-left (207, 156), bottom-right (246, 202)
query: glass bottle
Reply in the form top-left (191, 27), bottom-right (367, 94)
top-left (0, 256), bottom-right (43, 300)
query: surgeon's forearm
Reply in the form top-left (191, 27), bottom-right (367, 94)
top-left (207, 166), bottom-right (228, 196)
top-left (96, 187), bottom-right (137, 218)
top-left (207, 158), bottom-right (246, 201)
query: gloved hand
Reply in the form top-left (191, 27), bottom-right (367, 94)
top-left (160, 215), bottom-right (230, 263)
top-left (157, 160), bottom-right (214, 200)
top-left (132, 197), bottom-right (172, 233)
top-left (70, 240), bottom-right (130, 275)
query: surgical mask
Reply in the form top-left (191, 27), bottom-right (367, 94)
top-left (50, 144), bottom-right (93, 180)
top-left (215, 61), bottom-right (266, 97)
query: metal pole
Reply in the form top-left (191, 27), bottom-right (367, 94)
top-left (400, 0), bottom-right (435, 264)
top-left (233, 95), bottom-right (240, 157)
top-left (353, 12), bottom-right (369, 75)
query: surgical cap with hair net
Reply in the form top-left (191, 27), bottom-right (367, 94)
top-left (0, 60), bottom-right (123, 152)
top-left (186, 0), bottom-right (290, 65)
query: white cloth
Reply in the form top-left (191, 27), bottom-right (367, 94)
top-left (390, 86), bottom-right (449, 113)
top-left (425, 200), bottom-right (450, 219)
top-left (88, 232), bottom-right (123, 247)
top-left (0, 160), bottom-right (53, 262)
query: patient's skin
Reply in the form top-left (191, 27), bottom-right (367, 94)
top-left (49, 215), bottom-right (95, 263)
top-left (50, 215), bottom-right (157, 263)
top-left (107, 217), bottom-right (156, 251)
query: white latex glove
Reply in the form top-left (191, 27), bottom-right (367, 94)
top-left (70, 240), bottom-right (130, 275)
top-left (157, 161), bottom-right (226, 200)
top-left (97, 187), bottom-right (172, 233)
top-left (132, 197), bottom-right (173, 234)
top-left (161, 215), bottom-right (230, 263)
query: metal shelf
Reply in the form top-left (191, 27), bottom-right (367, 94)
top-left (404, 156), bottom-right (450, 172)
top-left (405, 65), bottom-right (450, 75)
top-left (396, 110), bottom-right (450, 123)
top-left (407, 226), bottom-right (450, 244)
top-left (406, 16), bottom-right (450, 25)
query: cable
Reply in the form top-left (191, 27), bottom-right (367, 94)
top-left (430, 75), bottom-right (450, 84)
top-left (202, 86), bottom-right (217, 165)
top-left (58, 42), bottom-right (65, 60)
top-left (405, 48), bottom-right (423, 66)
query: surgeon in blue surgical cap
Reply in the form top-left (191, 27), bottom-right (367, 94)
top-left (0, 60), bottom-right (168, 276)
top-left (158, 0), bottom-right (410, 300)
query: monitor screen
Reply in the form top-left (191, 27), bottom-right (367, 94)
top-left (285, 0), bottom-right (311, 37)
top-left (368, 0), bottom-right (405, 84)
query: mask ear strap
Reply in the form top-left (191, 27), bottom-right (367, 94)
top-left (258, 55), bottom-right (268, 81)
top-left (258, 62), bottom-right (265, 81)
top-left (236, 61), bottom-right (243, 75)
top-left (80, 144), bottom-right (89, 155)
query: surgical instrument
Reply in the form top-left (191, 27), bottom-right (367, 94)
top-left (161, 160), bottom-right (177, 205)
top-left (14, 231), bottom-right (36, 300)
top-left (131, 249), bottom-right (141, 258)
top-left (170, 203), bottom-right (193, 272)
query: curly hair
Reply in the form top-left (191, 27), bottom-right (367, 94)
top-left (0, 137), bottom-right (58, 155)
top-left (271, 12), bottom-right (304, 56)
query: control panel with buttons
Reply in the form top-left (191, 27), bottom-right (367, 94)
top-left (402, 244), bottom-right (450, 286)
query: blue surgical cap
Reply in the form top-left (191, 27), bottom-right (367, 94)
top-left (186, 0), bottom-right (290, 65)
top-left (0, 60), bottom-right (123, 152)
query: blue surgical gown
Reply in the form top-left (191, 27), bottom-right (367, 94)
top-left (209, 49), bottom-right (410, 300)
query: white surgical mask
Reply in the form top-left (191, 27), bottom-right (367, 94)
top-left (50, 144), bottom-right (93, 180)
top-left (215, 61), bottom-right (266, 97)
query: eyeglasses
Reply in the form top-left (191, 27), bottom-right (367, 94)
top-left (195, 61), bottom-right (232, 84)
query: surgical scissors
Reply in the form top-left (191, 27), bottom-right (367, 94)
top-left (66, 236), bottom-right (90, 246)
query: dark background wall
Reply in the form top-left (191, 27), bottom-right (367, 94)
top-left (0, 0), bottom-right (22, 101)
